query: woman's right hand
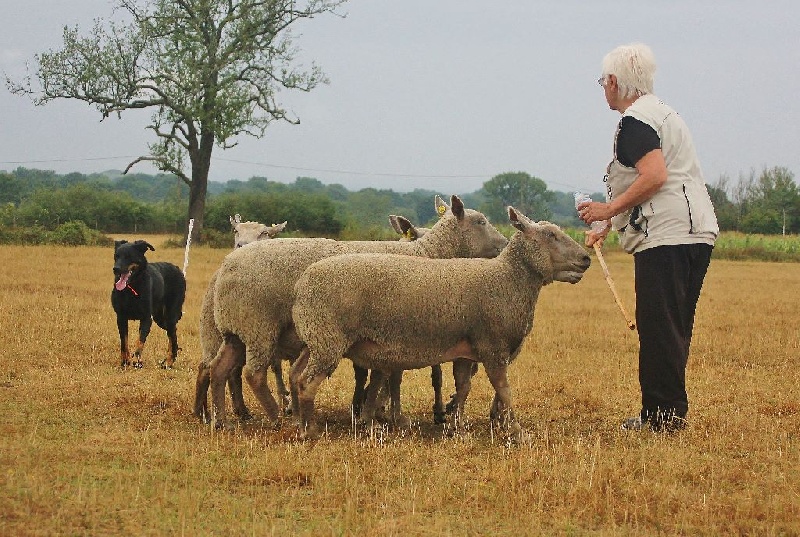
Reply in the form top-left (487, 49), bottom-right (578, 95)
top-left (585, 222), bottom-right (610, 247)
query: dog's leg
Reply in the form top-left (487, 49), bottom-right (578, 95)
top-left (133, 317), bottom-right (153, 369)
top-left (160, 325), bottom-right (179, 369)
top-left (117, 316), bottom-right (130, 368)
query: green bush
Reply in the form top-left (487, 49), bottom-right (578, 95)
top-left (0, 221), bottom-right (113, 246)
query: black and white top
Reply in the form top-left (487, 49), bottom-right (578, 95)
top-left (605, 94), bottom-right (719, 254)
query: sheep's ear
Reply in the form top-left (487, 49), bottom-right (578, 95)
top-left (133, 240), bottom-right (155, 252)
top-left (434, 195), bottom-right (449, 218)
top-left (395, 215), bottom-right (420, 240)
top-left (230, 214), bottom-right (242, 228)
top-left (388, 215), bottom-right (403, 234)
top-left (508, 206), bottom-right (536, 232)
top-left (450, 195), bottom-right (465, 220)
top-left (264, 221), bottom-right (287, 238)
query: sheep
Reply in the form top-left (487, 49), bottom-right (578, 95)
top-left (230, 214), bottom-right (287, 248)
top-left (202, 195), bottom-right (509, 429)
top-left (199, 215), bottom-right (288, 423)
top-left (288, 207), bottom-right (591, 440)
top-left (193, 212), bottom-right (431, 423)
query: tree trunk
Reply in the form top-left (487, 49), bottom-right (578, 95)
top-left (187, 176), bottom-right (207, 243)
top-left (187, 139), bottom-right (213, 243)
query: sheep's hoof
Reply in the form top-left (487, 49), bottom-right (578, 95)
top-left (281, 397), bottom-right (293, 416)
top-left (298, 422), bottom-right (322, 440)
top-left (433, 403), bottom-right (447, 424)
top-left (193, 408), bottom-right (210, 424)
top-left (444, 413), bottom-right (470, 437)
top-left (444, 394), bottom-right (458, 414)
top-left (133, 361), bottom-right (144, 369)
top-left (503, 422), bottom-right (531, 445)
top-left (391, 413), bottom-right (411, 430)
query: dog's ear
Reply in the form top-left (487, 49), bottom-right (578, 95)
top-left (132, 240), bottom-right (156, 253)
top-left (114, 240), bottom-right (128, 252)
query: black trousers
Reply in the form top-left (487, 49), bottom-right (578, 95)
top-left (634, 243), bottom-right (713, 424)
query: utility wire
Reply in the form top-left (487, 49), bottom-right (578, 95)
top-left (0, 155), bottom-right (587, 191)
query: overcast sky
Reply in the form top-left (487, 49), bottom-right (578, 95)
top-left (1, 1), bottom-right (798, 195)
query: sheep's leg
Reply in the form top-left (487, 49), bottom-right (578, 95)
top-left (359, 369), bottom-right (385, 424)
top-left (387, 370), bottom-right (410, 429)
top-left (483, 365), bottom-right (525, 441)
top-left (243, 363), bottom-right (280, 423)
top-left (289, 348), bottom-right (310, 426)
top-left (193, 360), bottom-right (211, 423)
top-left (431, 364), bottom-right (445, 424)
top-left (351, 364), bottom-right (369, 417)
top-left (367, 370), bottom-right (388, 421)
top-left (209, 334), bottom-right (244, 429)
top-left (445, 360), bottom-right (479, 415)
top-left (446, 359), bottom-right (476, 433)
top-left (228, 358), bottom-right (252, 421)
top-left (270, 356), bottom-right (292, 416)
top-left (294, 348), bottom-right (327, 440)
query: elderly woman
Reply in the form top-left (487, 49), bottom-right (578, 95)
top-left (578, 43), bottom-right (718, 432)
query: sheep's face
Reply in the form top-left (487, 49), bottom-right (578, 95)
top-left (232, 221), bottom-right (287, 248)
top-left (441, 195), bottom-right (508, 258)
top-left (535, 222), bottom-right (591, 283)
top-left (508, 206), bottom-right (590, 284)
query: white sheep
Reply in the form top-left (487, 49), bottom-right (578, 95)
top-left (194, 212), bottom-right (432, 423)
top-left (288, 207), bottom-right (591, 440)
top-left (196, 215), bottom-right (288, 423)
top-left (230, 214), bottom-right (287, 248)
top-left (200, 195), bottom-right (508, 428)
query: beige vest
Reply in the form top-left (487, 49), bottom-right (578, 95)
top-left (606, 94), bottom-right (719, 254)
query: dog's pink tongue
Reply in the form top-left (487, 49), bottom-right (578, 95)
top-left (115, 271), bottom-right (130, 291)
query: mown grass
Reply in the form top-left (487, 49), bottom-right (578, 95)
top-left (0, 238), bottom-right (798, 536)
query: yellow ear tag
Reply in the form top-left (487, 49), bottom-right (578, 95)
top-left (404, 229), bottom-right (414, 240)
top-left (436, 205), bottom-right (447, 216)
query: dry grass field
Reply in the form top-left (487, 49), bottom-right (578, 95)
top-left (0, 236), bottom-right (798, 536)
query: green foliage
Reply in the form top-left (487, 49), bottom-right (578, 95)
top-left (0, 221), bottom-right (112, 246)
top-left (2, 167), bottom-right (799, 260)
top-left (50, 221), bottom-right (114, 246)
top-left (479, 171), bottom-right (553, 223)
top-left (712, 232), bottom-right (800, 262)
top-left (205, 190), bottom-right (343, 236)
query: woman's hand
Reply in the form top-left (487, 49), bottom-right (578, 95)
top-left (577, 200), bottom-right (615, 225)
top-left (584, 226), bottom-right (609, 247)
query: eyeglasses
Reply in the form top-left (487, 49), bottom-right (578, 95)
top-left (597, 76), bottom-right (607, 87)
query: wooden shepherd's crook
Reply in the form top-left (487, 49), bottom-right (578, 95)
top-left (593, 243), bottom-right (636, 330)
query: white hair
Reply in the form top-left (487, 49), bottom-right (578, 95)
top-left (601, 43), bottom-right (656, 99)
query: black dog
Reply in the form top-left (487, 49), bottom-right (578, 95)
top-left (111, 240), bottom-right (186, 368)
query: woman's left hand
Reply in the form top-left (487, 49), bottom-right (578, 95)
top-left (577, 201), bottom-right (615, 225)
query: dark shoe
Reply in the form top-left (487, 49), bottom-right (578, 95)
top-left (621, 414), bottom-right (687, 433)
top-left (651, 415), bottom-right (687, 433)
top-left (621, 416), bottom-right (644, 431)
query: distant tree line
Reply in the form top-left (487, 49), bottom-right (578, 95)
top-left (0, 166), bottom-right (797, 243)
top-left (708, 166), bottom-right (799, 235)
